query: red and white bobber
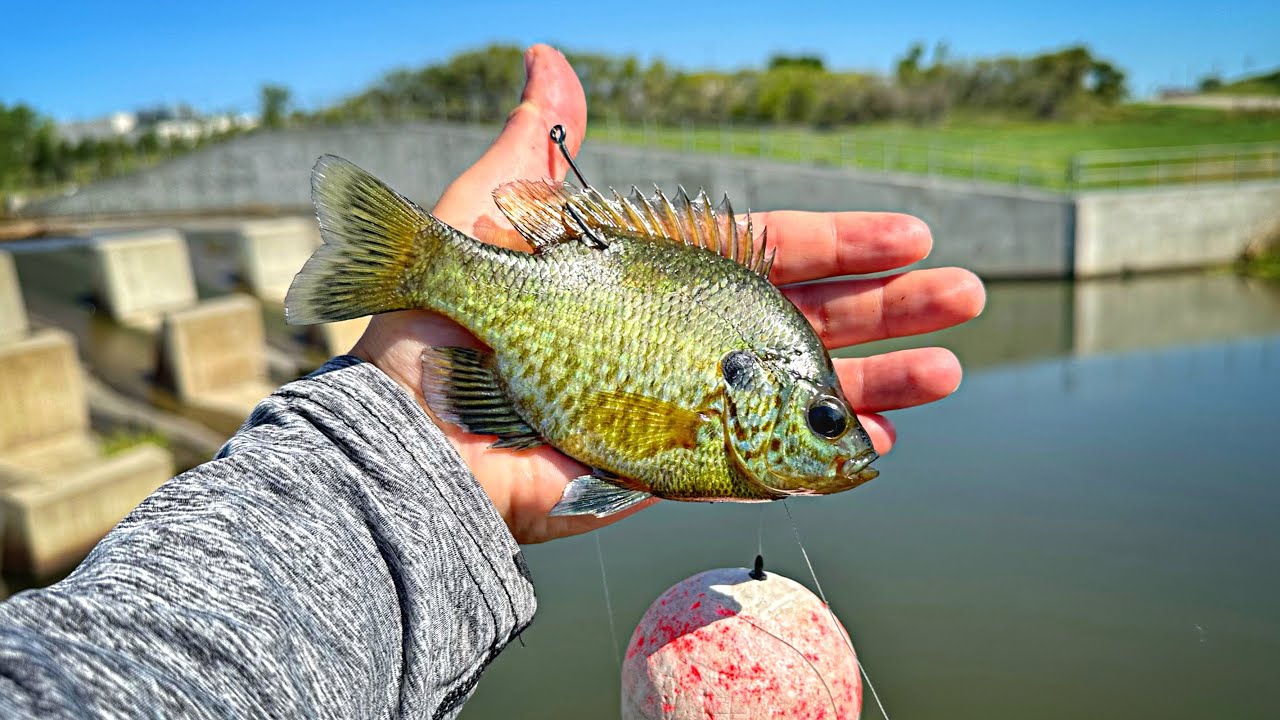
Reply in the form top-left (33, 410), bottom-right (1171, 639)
top-left (621, 562), bottom-right (862, 719)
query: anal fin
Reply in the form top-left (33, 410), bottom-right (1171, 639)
top-left (549, 474), bottom-right (652, 518)
top-left (421, 347), bottom-right (543, 449)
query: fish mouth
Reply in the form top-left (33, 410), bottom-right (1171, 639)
top-left (838, 450), bottom-right (879, 484)
top-left (761, 448), bottom-right (881, 496)
top-left (768, 448), bottom-right (880, 491)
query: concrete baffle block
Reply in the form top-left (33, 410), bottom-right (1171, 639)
top-left (2, 444), bottom-right (172, 577)
top-left (92, 228), bottom-right (197, 329)
top-left (185, 217), bottom-right (319, 302)
top-left (0, 328), bottom-right (176, 577)
top-left (0, 329), bottom-right (89, 456)
top-left (158, 293), bottom-right (275, 432)
top-left (0, 249), bottom-right (29, 344)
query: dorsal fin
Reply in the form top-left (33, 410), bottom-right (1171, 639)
top-left (490, 179), bottom-right (577, 249)
top-left (492, 179), bottom-right (775, 277)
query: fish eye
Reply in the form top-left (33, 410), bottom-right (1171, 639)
top-left (806, 396), bottom-right (849, 439)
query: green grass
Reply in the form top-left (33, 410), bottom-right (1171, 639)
top-left (1239, 232), bottom-right (1280, 281)
top-left (101, 429), bottom-right (168, 456)
top-left (1239, 253), bottom-right (1280, 281)
top-left (1217, 70), bottom-right (1280, 96)
top-left (592, 105), bottom-right (1280, 190)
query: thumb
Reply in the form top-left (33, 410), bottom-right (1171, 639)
top-left (432, 44), bottom-right (588, 239)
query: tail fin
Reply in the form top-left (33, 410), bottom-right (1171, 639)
top-left (285, 155), bottom-right (431, 325)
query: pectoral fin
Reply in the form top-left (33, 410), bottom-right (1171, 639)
top-left (421, 347), bottom-right (543, 449)
top-left (549, 474), bottom-right (652, 517)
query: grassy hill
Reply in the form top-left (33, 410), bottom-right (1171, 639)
top-left (595, 104), bottom-right (1280, 189)
top-left (1216, 69), bottom-right (1280, 96)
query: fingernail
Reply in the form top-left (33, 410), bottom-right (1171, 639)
top-left (524, 46), bottom-right (538, 82)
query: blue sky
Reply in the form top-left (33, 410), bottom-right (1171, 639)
top-left (4, 0), bottom-right (1278, 120)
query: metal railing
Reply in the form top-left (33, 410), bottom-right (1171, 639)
top-left (1069, 142), bottom-right (1280, 189)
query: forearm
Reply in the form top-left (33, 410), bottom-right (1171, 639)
top-left (0, 357), bottom-right (535, 718)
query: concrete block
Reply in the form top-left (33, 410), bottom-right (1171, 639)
top-left (185, 217), bottom-right (319, 302)
top-left (0, 329), bottom-right (88, 456)
top-left (0, 327), bottom-right (178, 577)
top-left (0, 250), bottom-right (28, 344)
top-left (92, 228), bottom-right (197, 329)
top-left (314, 317), bottom-right (369, 357)
top-left (1, 444), bottom-right (171, 577)
top-left (158, 294), bottom-right (274, 432)
top-left (0, 433), bottom-right (101, 483)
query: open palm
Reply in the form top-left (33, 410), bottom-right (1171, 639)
top-left (351, 45), bottom-right (986, 544)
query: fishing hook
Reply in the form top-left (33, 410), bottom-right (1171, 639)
top-left (550, 124), bottom-right (591, 188)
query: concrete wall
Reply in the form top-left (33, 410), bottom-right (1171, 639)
top-left (579, 144), bottom-right (1074, 278)
top-left (28, 124), bottom-right (1280, 279)
top-left (32, 124), bottom-right (1074, 279)
top-left (33, 125), bottom-right (497, 217)
top-left (1075, 181), bottom-right (1280, 277)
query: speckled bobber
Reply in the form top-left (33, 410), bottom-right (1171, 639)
top-left (621, 565), bottom-right (862, 719)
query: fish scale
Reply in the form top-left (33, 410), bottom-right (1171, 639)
top-left (286, 155), bottom-right (880, 517)
top-left (483, 244), bottom-right (747, 497)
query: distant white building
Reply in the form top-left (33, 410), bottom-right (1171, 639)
top-left (153, 119), bottom-right (203, 143)
top-left (57, 112), bottom-right (138, 143)
top-left (202, 113), bottom-right (258, 135)
top-left (57, 109), bottom-right (258, 145)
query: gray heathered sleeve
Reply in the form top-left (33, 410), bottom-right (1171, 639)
top-left (0, 356), bottom-right (536, 719)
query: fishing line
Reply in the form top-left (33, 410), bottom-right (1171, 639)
top-left (594, 532), bottom-right (622, 667)
top-left (783, 501), bottom-right (892, 720)
top-left (757, 504), bottom-right (767, 559)
top-left (736, 614), bottom-right (839, 714)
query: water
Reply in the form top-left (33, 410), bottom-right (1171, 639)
top-left (8, 238), bottom-right (1280, 717)
top-left (460, 273), bottom-right (1280, 719)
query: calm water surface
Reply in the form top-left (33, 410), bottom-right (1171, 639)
top-left (8, 239), bottom-right (1280, 718)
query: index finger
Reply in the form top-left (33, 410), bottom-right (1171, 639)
top-left (756, 210), bottom-right (933, 285)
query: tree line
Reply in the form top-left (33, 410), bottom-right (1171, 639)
top-left (319, 43), bottom-right (1127, 126)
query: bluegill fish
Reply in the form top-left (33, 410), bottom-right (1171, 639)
top-left (285, 155), bottom-right (879, 517)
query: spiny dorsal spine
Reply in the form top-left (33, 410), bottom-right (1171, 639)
top-left (493, 179), bottom-right (776, 278)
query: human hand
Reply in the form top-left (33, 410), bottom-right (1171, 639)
top-left (352, 45), bottom-right (985, 544)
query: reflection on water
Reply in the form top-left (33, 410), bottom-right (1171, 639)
top-left (836, 272), bottom-right (1280, 369)
top-left (7, 239), bottom-right (1280, 718)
